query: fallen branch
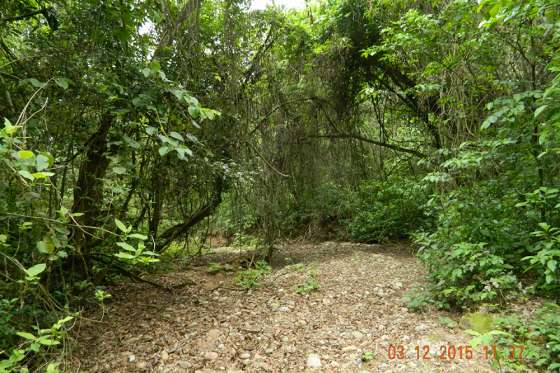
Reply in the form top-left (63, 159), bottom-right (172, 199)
top-left (92, 254), bottom-right (171, 292)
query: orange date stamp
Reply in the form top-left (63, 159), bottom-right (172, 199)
top-left (386, 344), bottom-right (526, 361)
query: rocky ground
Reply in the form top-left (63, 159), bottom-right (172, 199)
top-left (66, 242), bottom-right (496, 372)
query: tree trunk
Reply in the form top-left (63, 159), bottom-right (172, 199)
top-left (70, 114), bottom-right (113, 274)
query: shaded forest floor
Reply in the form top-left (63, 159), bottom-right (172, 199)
top-left (67, 242), bottom-right (495, 372)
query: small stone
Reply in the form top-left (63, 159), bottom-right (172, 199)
top-left (177, 360), bottom-right (191, 369)
top-left (352, 331), bottom-right (363, 339)
top-left (204, 351), bottom-right (219, 360)
top-left (127, 354), bottom-right (136, 363)
top-left (136, 362), bottom-right (147, 370)
top-left (278, 306), bottom-right (289, 312)
top-left (342, 345), bottom-right (358, 352)
top-left (239, 352), bottom-right (251, 359)
top-left (415, 324), bottom-right (429, 332)
top-left (161, 350), bottom-right (169, 361)
top-left (306, 354), bottom-right (322, 368)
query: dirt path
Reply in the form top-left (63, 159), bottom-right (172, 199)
top-left (68, 242), bottom-right (495, 372)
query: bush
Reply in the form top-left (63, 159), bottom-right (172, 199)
top-left (345, 176), bottom-right (428, 242)
top-left (416, 237), bottom-right (518, 309)
top-left (415, 180), bottom-right (560, 307)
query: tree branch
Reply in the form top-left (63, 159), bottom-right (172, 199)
top-left (307, 133), bottom-right (426, 158)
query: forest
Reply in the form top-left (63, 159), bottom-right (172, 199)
top-left (1, 0), bottom-right (560, 371)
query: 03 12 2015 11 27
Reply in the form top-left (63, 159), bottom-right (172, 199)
top-left (386, 343), bottom-right (525, 361)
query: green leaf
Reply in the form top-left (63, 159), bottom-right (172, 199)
top-left (170, 132), bottom-right (184, 141)
top-left (35, 154), bottom-right (50, 171)
top-left (141, 67), bottom-right (151, 77)
top-left (29, 78), bottom-right (46, 88)
top-left (115, 252), bottom-right (135, 260)
top-left (175, 146), bottom-right (193, 160)
top-left (46, 362), bottom-right (60, 373)
top-left (128, 233), bottom-right (147, 240)
top-left (54, 78), bottom-right (70, 90)
top-left (16, 332), bottom-right (36, 340)
top-left (188, 105), bottom-right (200, 119)
top-left (116, 242), bottom-right (136, 252)
top-left (112, 166), bottom-right (127, 175)
top-left (18, 170), bottom-right (35, 181)
top-left (115, 218), bottom-right (128, 233)
top-left (36, 240), bottom-right (50, 254)
top-left (36, 337), bottom-right (59, 346)
top-left (159, 146), bottom-right (171, 156)
top-left (18, 150), bottom-right (34, 160)
top-left (26, 263), bottom-right (46, 278)
top-left (31, 172), bottom-right (54, 179)
top-left (481, 114), bottom-right (497, 129)
top-left (146, 126), bottom-right (157, 135)
top-left (534, 105), bottom-right (548, 118)
top-left (149, 60), bottom-right (161, 72)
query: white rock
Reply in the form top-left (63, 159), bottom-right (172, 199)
top-left (127, 354), bottom-right (136, 363)
top-left (204, 351), bottom-right (219, 360)
top-left (306, 354), bottom-right (322, 368)
top-left (239, 352), bottom-right (251, 359)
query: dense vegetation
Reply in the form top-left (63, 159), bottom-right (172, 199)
top-left (1, 0), bottom-right (559, 371)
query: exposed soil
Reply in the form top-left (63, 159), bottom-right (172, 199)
top-left (66, 242), bottom-right (496, 373)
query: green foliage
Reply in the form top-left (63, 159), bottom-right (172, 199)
top-left (114, 219), bottom-right (159, 265)
top-left (232, 233), bottom-right (263, 249)
top-left (234, 261), bottom-right (271, 289)
top-left (0, 316), bottom-right (74, 372)
top-left (467, 304), bottom-right (560, 372)
top-left (345, 177), bottom-right (428, 242)
top-left (403, 287), bottom-right (432, 313)
top-left (360, 351), bottom-right (374, 363)
top-left (206, 262), bottom-right (235, 274)
top-left (523, 223), bottom-right (560, 293)
top-left (94, 289), bottom-right (112, 303)
top-left (295, 269), bottom-right (320, 295)
top-left (417, 238), bottom-right (518, 309)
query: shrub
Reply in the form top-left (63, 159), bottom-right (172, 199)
top-left (295, 269), bottom-right (320, 295)
top-left (345, 176), bottom-right (429, 242)
top-left (235, 260), bottom-right (271, 289)
top-left (416, 236), bottom-right (518, 309)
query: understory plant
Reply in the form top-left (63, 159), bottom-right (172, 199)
top-left (467, 303), bottom-right (560, 372)
top-left (235, 260), bottom-right (271, 289)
